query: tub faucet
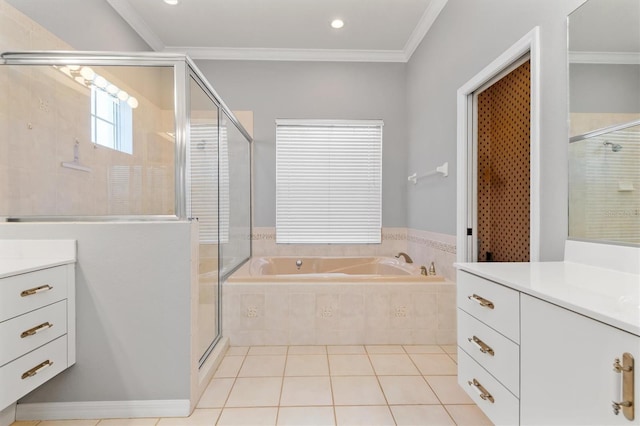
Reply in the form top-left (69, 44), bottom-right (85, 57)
top-left (420, 266), bottom-right (428, 276)
top-left (395, 252), bottom-right (413, 263)
top-left (295, 259), bottom-right (303, 270)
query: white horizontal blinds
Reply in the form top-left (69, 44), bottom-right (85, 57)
top-left (276, 120), bottom-right (383, 244)
top-left (189, 124), bottom-right (229, 244)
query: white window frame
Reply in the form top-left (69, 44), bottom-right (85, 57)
top-left (91, 86), bottom-right (133, 155)
top-left (276, 119), bottom-right (383, 244)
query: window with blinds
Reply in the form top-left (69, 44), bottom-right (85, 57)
top-left (276, 119), bottom-right (383, 244)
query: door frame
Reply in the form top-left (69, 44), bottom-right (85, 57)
top-left (456, 27), bottom-right (541, 263)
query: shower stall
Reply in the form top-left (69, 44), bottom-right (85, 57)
top-left (0, 52), bottom-right (252, 369)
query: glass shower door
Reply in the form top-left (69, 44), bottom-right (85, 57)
top-left (187, 75), bottom-right (221, 366)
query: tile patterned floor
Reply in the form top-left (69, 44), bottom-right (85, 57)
top-left (11, 345), bottom-right (492, 426)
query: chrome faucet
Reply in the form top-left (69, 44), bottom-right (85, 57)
top-left (295, 259), bottom-right (303, 270)
top-left (395, 252), bottom-right (413, 263)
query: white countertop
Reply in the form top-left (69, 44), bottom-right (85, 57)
top-left (0, 240), bottom-right (76, 279)
top-left (456, 261), bottom-right (640, 336)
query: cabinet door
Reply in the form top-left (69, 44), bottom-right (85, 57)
top-left (521, 294), bottom-right (640, 425)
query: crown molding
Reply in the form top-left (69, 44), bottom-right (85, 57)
top-left (108, 0), bottom-right (448, 62)
top-left (403, 0), bottom-right (449, 61)
top-left (163, 46), bottom-right (407, 62)
top-left (569, 51), bottom-right (640, 64)
top-left (105, 0), bottom-right (165, 51)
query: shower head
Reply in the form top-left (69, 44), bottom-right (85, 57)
top-left (603, 141), bottom-right (622, 152)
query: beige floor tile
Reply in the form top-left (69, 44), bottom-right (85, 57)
top-left (214, 356), bottom-right (245, 378)
top-left (226, 346), bottom-right (249, 356)
top-left (328, 355), bottom-right (374, 376)
top-left (226, 377), bottom-right (283, 407)
top-left (403, 345), bottom-right (445, 354)
top-left (441, 345), bottom-right (457, 354)
top-left (238, 355), bottom-right (286, 377)
top-left (277, 407), bottom-right (335, 426)
top-left (425, 376), bottom-right (474, 404)
top-left (248, 346), bottom-right (288, 356)
top-left (327, 346), bottom-right (366, 355)
top-left (285, 355), bottom-right (329, 376)
top-left (378, 376), bottom-right (440, 405)
top-left (197, 378), bottom-right (235, 408)
top-left (280, 376), bottom-right (333, 406)
top-left (409, 354), bottom-right (458, 375)
top-left (98, 420), bottom-right (158, 426)
top-left (331, 376), bottom-right (386, 406)
top-left (369, 354), bottom-right (420, 376)
top-left (38, 421), bottom-right (98, 426)
top-left (288, 346), bottom-right (327, 355)
top-left (217, 408), bottom-right (278, 426)
top-left (156, 409), bottom-right (220, 426)
top-left (391, 405), bottom-right (455, 426)
top-left (334, 405), bottom-right (395, 426)
top-left (365, 345), bottom-right (405, 354)
top-left (445, 405), bottom-right (493, 425)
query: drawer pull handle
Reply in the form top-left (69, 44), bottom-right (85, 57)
top-left (20, 322), bottom-right (53, 338)
top-left (20, 284), bottom-right (53, 297)
top-left (468, 378), bottom-right (495, 403)
top-left (468, 335), bottom-right (495, 356)
top-left (21, 360), bottom-right (54, 380)
top-left (468, 294), bottom-right (494, 309)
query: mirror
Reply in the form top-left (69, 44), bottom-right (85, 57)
top-left (568, 0), bottom-right (640, 246)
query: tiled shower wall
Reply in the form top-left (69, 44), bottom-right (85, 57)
top-left (0, 1), bottom-right (175, 217)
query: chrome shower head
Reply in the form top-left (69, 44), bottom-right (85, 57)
top-left (603, 141), bottom-right (622, 152)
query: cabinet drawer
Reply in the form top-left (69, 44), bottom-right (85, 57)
top-left (0, 266), bottom-right (68, 323)
top-left (457, 271), bottom-right (520, 343)
top-left (458, 308), bottom-right (519, 396)
top-left (0, 335), bottom-right (67, 410)
top-left (0, 300), bottom-right (67, 367)
top-left (458, 349), bottom-right (519, 426)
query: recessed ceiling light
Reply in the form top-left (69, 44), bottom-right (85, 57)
top-left (331, 19), bottom-right (344, 29)
top-left (164, 0), bottom-right (179, 5)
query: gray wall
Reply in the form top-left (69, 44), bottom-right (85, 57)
top-left (406, 0), bottom-right (586, 260)
top-left (6, 0), bottom-right (150, 51)
top-left (570, 64), bottom-right (640, 113)
top-left (0, 222), bottom-right (192, 402)
top-left (195, 60), bottom-right (408, 228)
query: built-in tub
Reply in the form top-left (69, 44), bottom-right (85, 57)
top-left (224, 256), bottom-right (456, 346)
top-left (227, 256), bottom-right (445, 282)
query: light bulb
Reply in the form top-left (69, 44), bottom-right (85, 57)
top-left (164, 0), bottom-right (179, 4)
top-left (74, 76), bottom-right (87, 86)
top-left (93, 75), bottom-right (107, 89)
top-left (106, 84), bottom-right (119, 95)
top-left (80, 66), bottom-right (95, 81)
top-left (68, 65), bottom-right (80, 71)
top-left (117, 90), bottom-right (129, 101)
top-left (59, 66), bottom-right (72, 77)
top-left (331, 19), bottom-right (344, 29)
top-left (127, 97), bottom-right (139, 108)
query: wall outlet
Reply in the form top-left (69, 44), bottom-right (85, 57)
top-left (321, 307), bottom-right (333, 317)
top-left (394, 306), bottom-right (407, 317)
top-left (39, 98), bottom-right (50, 112)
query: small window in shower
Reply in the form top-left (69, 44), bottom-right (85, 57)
top-left (91, 86), bottom-right (133, 154)
top-left (276, 119), bottom-right (383, 244)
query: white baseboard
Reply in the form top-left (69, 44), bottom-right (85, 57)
top-left (16, 399), bottom-right (191, 421)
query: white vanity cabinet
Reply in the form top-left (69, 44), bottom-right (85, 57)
top-left (456, 257), bottom-right (639, 426)
top-left (0, 241), bottom-right (76, 414)
top-left (521, 294), bottom-right (639, 425)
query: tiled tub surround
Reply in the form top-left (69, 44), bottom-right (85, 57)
top-left (223, 278), bottom-right (456, 347)
top-left (252, 227), bottom-right (457, 282)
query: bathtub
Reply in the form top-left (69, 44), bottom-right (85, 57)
top-left (227, 256), bottom-right (445, 282)
top-left (223, 256), bottom-right (456, 346)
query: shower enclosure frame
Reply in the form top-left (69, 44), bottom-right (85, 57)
top-left (0, 51), bottom-right (253, 367)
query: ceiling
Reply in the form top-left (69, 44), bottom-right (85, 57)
top-left (7, 0), bottom-right (449, 62)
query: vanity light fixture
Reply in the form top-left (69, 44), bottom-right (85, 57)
top-left (163, 0), bottom-right (179, 5)
top-left (331, 19), bottom-right (344, 29)
top-left (53, 65), bottom-right (139, 108)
